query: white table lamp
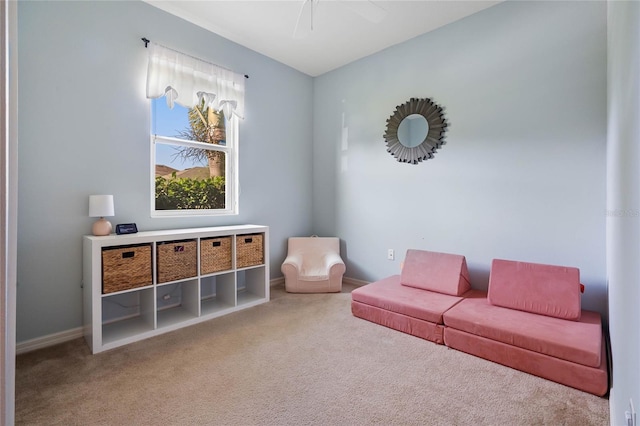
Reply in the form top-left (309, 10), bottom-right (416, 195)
top-left (89, 195), bottom-right (114, 236)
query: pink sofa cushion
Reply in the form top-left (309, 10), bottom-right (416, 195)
top-left (444, 328), bottom-right (608, 396)
top-left (443, 291), bottom-right (602, 367)
top-left (488, 259), bottom-right (582, 320)
top-left (351, 301), bottom-right (446, 344)
top-left (400, 249), bottom-right (471, 296)
top-left (351, 275), bottom-right (465, 324)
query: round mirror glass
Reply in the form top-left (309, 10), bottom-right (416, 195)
top-left (397, 114), bottom-right (429, 148)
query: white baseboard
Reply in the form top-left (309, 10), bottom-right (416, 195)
top-left (16, 327), bottom-right (84, 355)
top-left (270, 277), bottom-right (284, 287)
top-left (17, 276), bottom-right (366, 354)
top-left (342, 276), bottom-right (369, 287)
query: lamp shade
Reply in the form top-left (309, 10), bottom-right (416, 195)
top-left (89, 195), bottom-right (114, 217)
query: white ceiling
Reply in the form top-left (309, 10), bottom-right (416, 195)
top-left (144, 0), bottom-right (503, 77)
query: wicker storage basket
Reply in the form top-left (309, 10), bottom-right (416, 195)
top-left (236, 233), bottom-right (264, 268)
top-left (200, 236), bottom-right (232, 274)
top-left (157, 239), bottom-right (197, 283)
top-left (102, 244), bottom-right (152, 294)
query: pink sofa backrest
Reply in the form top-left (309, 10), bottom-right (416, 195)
top-left (400, 249), bottom-right (471, 296)
top-left (488, 259), bottom-right (582, 321)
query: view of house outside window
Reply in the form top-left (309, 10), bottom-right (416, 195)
top-left (151, 98), bottom-right (238, 216)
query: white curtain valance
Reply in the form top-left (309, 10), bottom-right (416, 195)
top-left (146, 42), bottom-right (245, 119)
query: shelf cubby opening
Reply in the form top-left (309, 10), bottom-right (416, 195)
top-left (101, 287), bottom-right (154, 345)
top-left (156, 279), bottom-right (199, 328)
top-left (200, 273), bottom-right (236, 315)
top-left (237, 267), bottom-right (266, 307)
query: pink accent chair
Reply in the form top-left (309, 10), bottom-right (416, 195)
top-left (281, 237), bottom-right (346, 293)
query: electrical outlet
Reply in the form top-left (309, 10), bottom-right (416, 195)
top-left (387, 249), bottom-right (394, 260)
top-left (626, 398), bottom-right (636, 426)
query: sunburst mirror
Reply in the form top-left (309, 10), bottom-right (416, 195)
top-left (383, 97), bottom-right (448, 164)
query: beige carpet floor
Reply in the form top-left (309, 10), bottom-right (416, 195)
top-left (16, 283), bottom-right (609, 425)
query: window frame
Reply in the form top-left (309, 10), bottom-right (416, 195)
top-left (150, 105), bottom-right (239, 217)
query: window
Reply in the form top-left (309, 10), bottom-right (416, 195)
top-left (151, 98), bottom-right (238, 216)
top-left (145, 42), bottom-right (244, 217)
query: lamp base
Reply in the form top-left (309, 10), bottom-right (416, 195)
top-left (92, 217), bottom-right (112, 236)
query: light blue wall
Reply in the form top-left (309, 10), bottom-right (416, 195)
top-left (607, 0), bottom-right (640, 422)
top-left (313, 1), bottom-right (607, 315)
top-left (17, 1), bottom-right (313, 341)
top-left (16, 0), bottom-right (610, 346)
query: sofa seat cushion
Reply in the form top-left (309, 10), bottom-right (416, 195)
top-left (299, 255), bottom-right (329, 280)
top-left (443, 328), bottom-right (609, 396)
top-left (351, 275), bottom-right (465, 325)
top-left (443, 292), bottom-right (602, 367)
top-left (488, 259), bottom-right (582, 320)
top-left (352, 301), bottom-right (446, 344)
top-left (400, 249), bottom-right (471, 296)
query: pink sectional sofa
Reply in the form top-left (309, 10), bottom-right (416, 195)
top-left (351, 251), bottom-right (609, 396)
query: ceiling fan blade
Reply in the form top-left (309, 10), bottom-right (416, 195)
top-left (338, 0), bottom-right (387, 24)
top-left (293, 0), bottom-right (314, 39)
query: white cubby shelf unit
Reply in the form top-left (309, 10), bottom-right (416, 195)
top-left (82, 225), bottom-right (269, 354)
